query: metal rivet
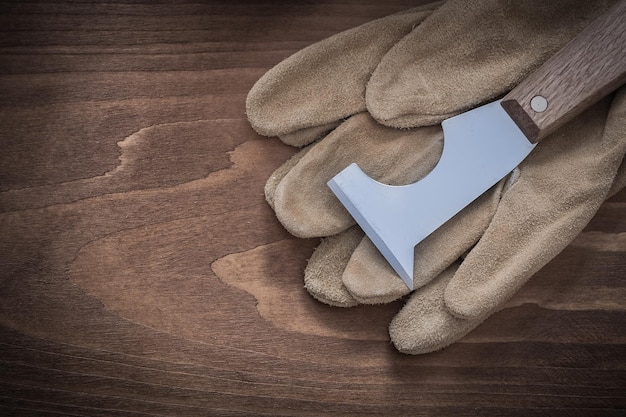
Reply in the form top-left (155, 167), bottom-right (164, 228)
top-left (530, 95), bottom-right (548, 112)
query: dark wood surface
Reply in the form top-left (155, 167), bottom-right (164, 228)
top-left (0, 1), bottom-right (624, 416)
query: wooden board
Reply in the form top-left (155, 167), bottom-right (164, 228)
top-left (0, 1), bottom-right (624, 415)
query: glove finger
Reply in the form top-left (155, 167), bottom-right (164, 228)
top-left (273, 112), bottom-right (443, 238)
top-left (264, 146), bottom-right (310, 210)
top-left (389, 262), bottom-right (491, 355)
top-left (445, 90), bottom-right (626, 319)
top-left (343, 178), bottom-right (505, 304)
top-left (342, 236), bottom-right (409, 304)
top-left (607, 154), bottom-right (626, 198)
top-left (303, 227), bottom-right (363, 307)
top-left (246, 4), bottom-right (440, 140)
top-left (278, 121), bottom-right (342, 148)
top-left (367, 0), bottom-right (615, 128)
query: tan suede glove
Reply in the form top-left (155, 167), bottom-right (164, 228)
top-left (247, 0), bottom-right (626, 354)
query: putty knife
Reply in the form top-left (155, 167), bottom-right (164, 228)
top-left (328, 1), bottom-right (626, 290)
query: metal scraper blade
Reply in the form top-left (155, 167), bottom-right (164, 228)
top-left (327, 100), bottom-right (536, 289)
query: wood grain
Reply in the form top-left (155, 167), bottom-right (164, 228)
top-left (0, 1), bottom-right (624, 416)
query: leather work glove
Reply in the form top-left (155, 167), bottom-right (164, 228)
top-left (246, 0), bottom-right (626, 354)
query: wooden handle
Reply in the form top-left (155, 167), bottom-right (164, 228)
top-left (501, 0), bottom-right (626, 143)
